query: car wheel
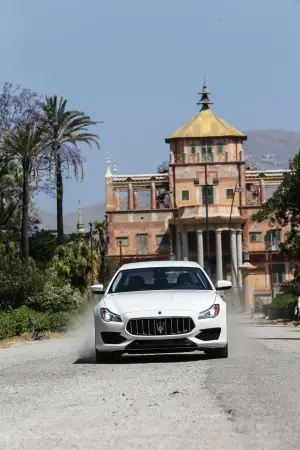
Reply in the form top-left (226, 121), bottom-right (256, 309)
top-left (95, 349), bottom-right (121, 364)
top-left (205, 344), bottom-right (228, 359)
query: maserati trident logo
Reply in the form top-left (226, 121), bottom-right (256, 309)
top-left (156, 321), bottom-right (165, 334)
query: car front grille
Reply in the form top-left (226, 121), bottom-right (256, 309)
top-left (126, 317), bottom-right (195, 336)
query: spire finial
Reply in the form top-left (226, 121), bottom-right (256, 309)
top-left (197, 78), bottom-right (214, 111)
top-left (77, 200), bottom-right (84, 234)
top-left (113, 160), bottom-right (117, 174)
top-left (105, 153), bottom-right (112, 178)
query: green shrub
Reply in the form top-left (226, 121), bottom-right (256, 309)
top-left (0, 306), bottom-right (77, 340)
top-left (281, 278), bottom-right (300, 295)
top-left (0, 254), bottom-right (48, 310)
top-left (262, 293), bottom-right (297, 320)
top-left (26, 282), bottom-right (83, 313)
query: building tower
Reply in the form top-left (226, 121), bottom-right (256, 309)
top-left (77, 202), bottom-right (85, 236)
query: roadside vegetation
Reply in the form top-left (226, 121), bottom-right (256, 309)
top-left (0, 82), bottom-right (102, 340)
top-left (253, 152), bottom-right (300, 320)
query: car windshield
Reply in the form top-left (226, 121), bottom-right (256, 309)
top-left (108, 266), bottom-right (213, 293)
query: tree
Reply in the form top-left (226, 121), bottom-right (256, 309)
top-left (158, 161), bottom-right (169, 173)
top-left (0, 123), bottom-right (49, 266)
top-left (93, 220), bottom-right (108, 282)
top-left (51, 241), bottom-right (98, 292)
top-left (42, 96), bottom-right (100, 243)
top-left (252, 151), bottom-right (300, 258)
top-left (252, 151), bottom-right (300, 229)
top-left (0, 154), bottom-right (21, 228)
top-left (0, 83), bottom-right (44, 240)
top-left (0, 82), bottom-right (41, 133)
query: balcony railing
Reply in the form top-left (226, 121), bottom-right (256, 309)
top-left (179, 205), bottom-right (240, 219)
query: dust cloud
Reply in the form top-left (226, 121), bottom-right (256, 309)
top-left (66, 302), bottom-right (96, 363)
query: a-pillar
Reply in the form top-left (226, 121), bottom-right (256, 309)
top-left (133, 191), bottom-right (138, 210)
top-left (236, 230), bottom-right (243, 288)
top-left (260, 178), bottom-right (265, 204)
top-left (128, 183), bottom-right (133, 210)
top-left (181, 231), bottom-right (189, 260)
top-left (215, 230), bottom-right (223, 281)
top-left (151, 182), bottom-right (156, 209)
top-left (230, 230), bottom-right (238, 289)
top-left (196, 230), bottom-right (204, 268)
top-left (176, 229), bottom-right (182, 260)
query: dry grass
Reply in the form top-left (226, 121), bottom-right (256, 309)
top-left (0, 332), bottom-right (66, 348)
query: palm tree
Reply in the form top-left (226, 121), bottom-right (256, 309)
top-left (51, 241), bottom-right (98, 292)
top-left (0, 123), bottom-right (48, 266)
top-left (42, 96), bottom-right (100, 243)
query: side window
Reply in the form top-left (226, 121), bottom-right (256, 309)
top-left (272, 263), bottom-right (284, 284)
top-left (190, 145), bottom-right (196, 155)
top-left (202, 186), bottom-right (214, 204)
top-left (266, 230), bottom-right (281, 250)
top-left (116, 236), bottom-right (128, 247)
top-left (217, 144), bottom-right (224, 154)
top-left (137, 234), bottom-right (149, 255)
top-left (226, 188), bottom-right (234, 199)
top-left (249, 232), bottom-right (263, 242)
top-left (182, 190), bottom-right (190, 201)
top-left (201, 139), bottom-right (213, 162)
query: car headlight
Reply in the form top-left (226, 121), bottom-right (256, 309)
top-left (100, 308), bottom-right (122, 322)
top-left (198, 304), bottom-right (220, 320)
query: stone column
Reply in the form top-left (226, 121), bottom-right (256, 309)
top-left (265, 262), bottom-right (269, 289)
top-left (183, 151), bottom-right (188, 163)
top-left (181, 231), bottom-right (189, 260)
top-left (133, 191), bottom-right (138, 210)
top-left (239, 262), bottom-right (257, 313)
top-left (196, 230), bottom-right (204, 267)
top-left (215, 230), bottom-right (223, 281)
top-left (169, 151), bottom-right (174, 164)
top-left (176, 230), bottom-right (182, 260)
top-left (230, 230), bottom-right (238, 289)
top-left (116, 189), bottom-right (120, 210)
top-left (284, 262), bottom-right (290, 281)
top-left (236, 230), bottom-right (243, 288)
top-left (151, 182), bottom-right (156, 209)
top-left (260, 178), bottom-right (265, 204)
top-left (128, 183), bottom-right (133, 210)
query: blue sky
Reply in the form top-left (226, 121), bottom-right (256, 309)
top-left (1, 0), bottom-right (299, 212)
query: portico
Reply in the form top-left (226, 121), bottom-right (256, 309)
top-left (175, 223), bottom-right (245, 288)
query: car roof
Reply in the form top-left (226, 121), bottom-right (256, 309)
top-left (119, 260), bottom-right (201, 270)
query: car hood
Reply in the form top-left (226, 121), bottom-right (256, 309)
top-left (103, 290), bottom-right (218, 315)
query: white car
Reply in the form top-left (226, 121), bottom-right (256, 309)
top-left (93, 261), bottom-right (231, 363)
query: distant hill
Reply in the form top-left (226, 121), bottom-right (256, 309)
top-left (244, 129), bottom-right (300, 169)
top-left (38, 203), bottom-right (106, 234)
top-left (38, 130), bottom-right (300, 231)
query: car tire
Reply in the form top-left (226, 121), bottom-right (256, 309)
top-left (95, 349), bottom-right (121, 364)
top-left (205, 344), bottom-right (228, 359)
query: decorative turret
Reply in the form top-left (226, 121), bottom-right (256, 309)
top-left (197, 80), bottom-right (214, 111)
top-left (105, 153), bottom-right (112, 178)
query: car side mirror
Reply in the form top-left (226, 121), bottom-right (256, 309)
top-left (215, 280), bottom-right (232, 291)
top-left (91, 284), bottom-right (105, 294)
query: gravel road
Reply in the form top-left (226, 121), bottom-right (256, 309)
top-left (1, 312), bottom-right (300, 450)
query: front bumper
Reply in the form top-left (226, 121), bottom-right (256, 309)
top-left (95, 310), bottom-right (227, 354)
